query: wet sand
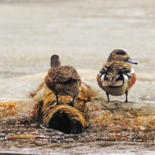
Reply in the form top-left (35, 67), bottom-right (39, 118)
top-left (0, 0), bottom-right (155, 154)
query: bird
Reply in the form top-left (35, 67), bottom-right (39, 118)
top-left (45, 55), bottom-right (81, 106)
top-left (97, 49), bottom-right (138, 102)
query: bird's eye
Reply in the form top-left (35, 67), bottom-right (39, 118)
top-left (116, 51), bottom-right (126, 55)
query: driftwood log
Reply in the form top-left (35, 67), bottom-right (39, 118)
top-left (30, 81), bottom-right (155, 138)
top-left (32, 82), bottom-right (95, 134)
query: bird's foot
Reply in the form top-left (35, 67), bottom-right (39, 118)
top-left (68, 101), bottom-right (74, 106)
top-left (56, 101), bottom-right (64, 105)
top-left (125, 99), bottom-right (128, 103)
top-left (68, 96), bottom-right (76, 106)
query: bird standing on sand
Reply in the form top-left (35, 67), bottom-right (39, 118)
top-left (45, 55), bottom-right (81, 106)
top-left (97, 49), bottom-right (138, 102)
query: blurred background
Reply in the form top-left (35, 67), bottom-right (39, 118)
top-left (0, 0), bottom-right (155, 78)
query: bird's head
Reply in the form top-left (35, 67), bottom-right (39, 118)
top-left (107, 49), bottom-right (138, 65)
top-left (50, 54), bottom-right (61, 68)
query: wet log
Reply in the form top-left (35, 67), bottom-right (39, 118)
top-left (35, 82), bottom-right (95, 134)
top-left (41, 104), bottom-right (88, 134)
top-left (33, 81), bottom-right (155, 140)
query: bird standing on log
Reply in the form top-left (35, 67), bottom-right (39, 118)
top-left (97, 49), bottom-right (138, 102)
top-left (45, 55), bottom-right (81, 106)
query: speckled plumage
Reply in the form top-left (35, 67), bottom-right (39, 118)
top-left (45, 55), bottom-right (81, 105)
top-left (97, 49), bottom-right (137, 102)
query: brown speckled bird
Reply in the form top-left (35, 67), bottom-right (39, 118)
top-left (45, 55), bottom-right (81, 106)
top-left (97, 49), bottom-right (138, 102)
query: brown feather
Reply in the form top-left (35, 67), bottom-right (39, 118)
top-left (45, 64), bottom-right (81, 98)
top-left (101, 61), bottom-right (131, 87)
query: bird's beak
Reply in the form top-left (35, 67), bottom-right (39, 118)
top-left (127, 58), bottom-right (138, 65)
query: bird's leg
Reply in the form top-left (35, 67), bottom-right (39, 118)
top-left (69, 96), bottom-right (76, 106)
top-left (56, 95), bottom-right (59, 105)
top-left (125, 90), bottom-right (128, 103)
top-left (106, 92), bottom-right (110, 102)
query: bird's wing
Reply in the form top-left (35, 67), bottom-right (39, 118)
top-left (100, 61), bottom-right (131, 87)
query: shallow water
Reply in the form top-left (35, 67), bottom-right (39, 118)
top-left (0, 0), bottom-right (155, 154)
